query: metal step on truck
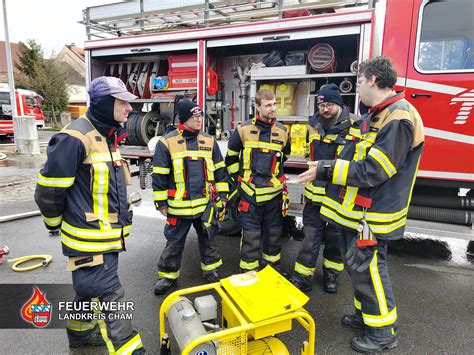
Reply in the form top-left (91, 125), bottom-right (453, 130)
top-left (81, 0), bottom-right (473, 234)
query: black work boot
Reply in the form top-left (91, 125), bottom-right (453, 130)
top-left (289, 277), bottom-right (313, 293)
top-left (341, 314), bottom-right (365, 330)
top-left (289, 273), bottom-right (313, 293)
top-left (67, 326), bottom-right (105, 348)
top-left (240, 268), bottom-right (257, 274)
top-left (154, 277), bottom-right (176, 295)
top-left (351, 335), bottom-right (399, 353)
top-left (323, 273), bottom-right (338, 293)
top-left (203, 270), bottom-right (220, 283)
top-left (270, 264), bottom-right (289, 278)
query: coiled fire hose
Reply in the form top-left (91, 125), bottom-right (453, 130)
top-left (8, 255), bottom-right (52, 272)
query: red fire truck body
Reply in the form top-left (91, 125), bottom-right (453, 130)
top-left (83, 0), bottom-right (473, 189)
top-left (0, 87), bottom-right (45, 136)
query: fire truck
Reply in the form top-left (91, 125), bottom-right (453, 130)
top-left (0, 86), bottom-right (46, 136)
top-left (82, 0), bottom-right (473, 226)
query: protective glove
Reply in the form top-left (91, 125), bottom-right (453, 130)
top-left (345, 241), bottom-right (375, 272)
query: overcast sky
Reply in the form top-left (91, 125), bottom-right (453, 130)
top-left (0, 0), bottom-right (118, 55)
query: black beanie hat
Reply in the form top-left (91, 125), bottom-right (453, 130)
top-left (317, 83), bottom-right (343, 107)
top-left (177, 99), bottom-right (201, 123)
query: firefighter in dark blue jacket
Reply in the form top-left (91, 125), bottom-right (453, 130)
top-left (296, 56), bottom-right (424, 353)
top-left (34, 77), bottom-right (145, 353)
top-left (225, 89), bottom-right (291, 274)
top-left (152, 99), bottom-right (229, 295)
top-left (290, 84), bottom-right (356, 293)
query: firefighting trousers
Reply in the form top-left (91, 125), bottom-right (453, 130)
top-left (292, 203), bottom-right (344, 284)
top-left (340, 228), bottom-right (399, 340)
top-left (68, 252), bottom-right (144, 354)
top-left (237, 193), bottom-right (284, 271)
top-left (158, 216), bottom-right (222, 279)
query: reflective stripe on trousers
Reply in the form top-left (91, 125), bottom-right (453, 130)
top-left (340, 229), bottom-right (398, 338)
top-left (158, 217), bottom-right (222, 277)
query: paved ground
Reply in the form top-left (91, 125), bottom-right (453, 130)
top-left (0, 133), bottom-right (473, 354)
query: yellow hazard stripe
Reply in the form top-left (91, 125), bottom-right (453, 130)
top-left (42, 214), bottom-right (62, 227)
top-left (240, 259), bottom-right (259, 271)
top-left (67, 319), bottom-right (97, 332)
top-left (362, 307), bottom-right (397, 327)
top-left (153, 190), bottom-right (168, 201)
top-left (244, 141), bottom-right (282, 151)
top-left (61, 221), bottom-right (130, 238)
top-left (227, 162), bottom-right (239, 174)
top-left (368, 147), bottom-right (397, 177)
top-left (369, 250), bottom-right (388, 315)
top-left (92, 162), bottom-right (110, 230)
top-left (168, 204), bottom-right (207, 216)
top-left (227, 149), bottom-right (239, 157)
top-left (323, 258), bottom-right (344, 271)
top-left (171, 150), bottom-right (212, 159)
top-left (168, 197), bottom-right (209, 208)
top-left (215, 182), bottom-right (229, 193)
top-left (354, 297), bottom-right (362, 310)
top-left (294, 262), bottom-right (315, 277)
top-left (332, 159), bottom-right (350, 185)
top-left (153, 166), bottom-right (170, 174)
top-left (262, 252), bottom-right (281, 263)
top-left (116, 333), bottom-right (143, 354)
top-left (309, 133), bottom-right (321, 142)
top-left (255, 191), bottom-right (281, 203)
top-left (214, 160), bottom-right (226, 169)
top-left (92, 297), bottom-right (115, 354)
top-left (90, 151), bottom-right (122, 163)
top-left (61, 234), bottom-right (123, 252)
top-left (201, 259), bottom-right (223, 272)
top-left (323, 196), bottom-right (408, 223)
top-left (158, 270), bottom-right (180, 279)
top-left (37, 173), bottom-right (75, 188)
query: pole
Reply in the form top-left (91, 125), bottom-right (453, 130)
top-left (2, 0), bottom-right (18, 150)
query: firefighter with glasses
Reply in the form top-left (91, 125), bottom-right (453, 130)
top-left (290, 83), bottom-right (356, 293)
top-left (152, 99), bottom-right (229, 295)
top-left (296, 56), bottom-right (424, 353)
top-left (225, 89), bottom-right (291, 274)
top-left (35, 76), bottom-right (145, 353)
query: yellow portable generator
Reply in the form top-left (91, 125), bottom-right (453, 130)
top-left (159, 266), bottom-right (316, 354)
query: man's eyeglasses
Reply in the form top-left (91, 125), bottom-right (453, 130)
top-left (193, 113), bottom-right (204, 120)
top-left (318, 102), bottom-right (335, 110)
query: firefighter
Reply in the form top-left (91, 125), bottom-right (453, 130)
top-left (152, 99), bottom-right (229, 295)
top-left (34, 77), bottom-right (145, 353)
top-left (225, 89), bottom-right (291, 274)
top-left (296, 56), bottom-right (424, 352)
top-left (290, 83), bottom-right (356, 293)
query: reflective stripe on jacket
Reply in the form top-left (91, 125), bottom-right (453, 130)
top-left (152, 129), bottom-right (229, 217)
top-left (35, 117), bottom-right (132, 256)
top-left (225, 118), bottom-right (290, 204)
top-left (305, 106), bottom-right (355, 205)
top-left (321, 93), bottom-right (424, 239)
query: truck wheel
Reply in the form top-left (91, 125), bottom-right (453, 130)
top-left (125, 111), bottom-right (161, 146)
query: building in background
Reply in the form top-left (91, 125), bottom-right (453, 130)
top-left (57, 44), bottom-right (87, 118)
top-left (0, 41), bottom-right (20, 83)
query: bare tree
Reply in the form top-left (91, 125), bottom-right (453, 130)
top-left (15, 40), bottom-right (68, 128)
